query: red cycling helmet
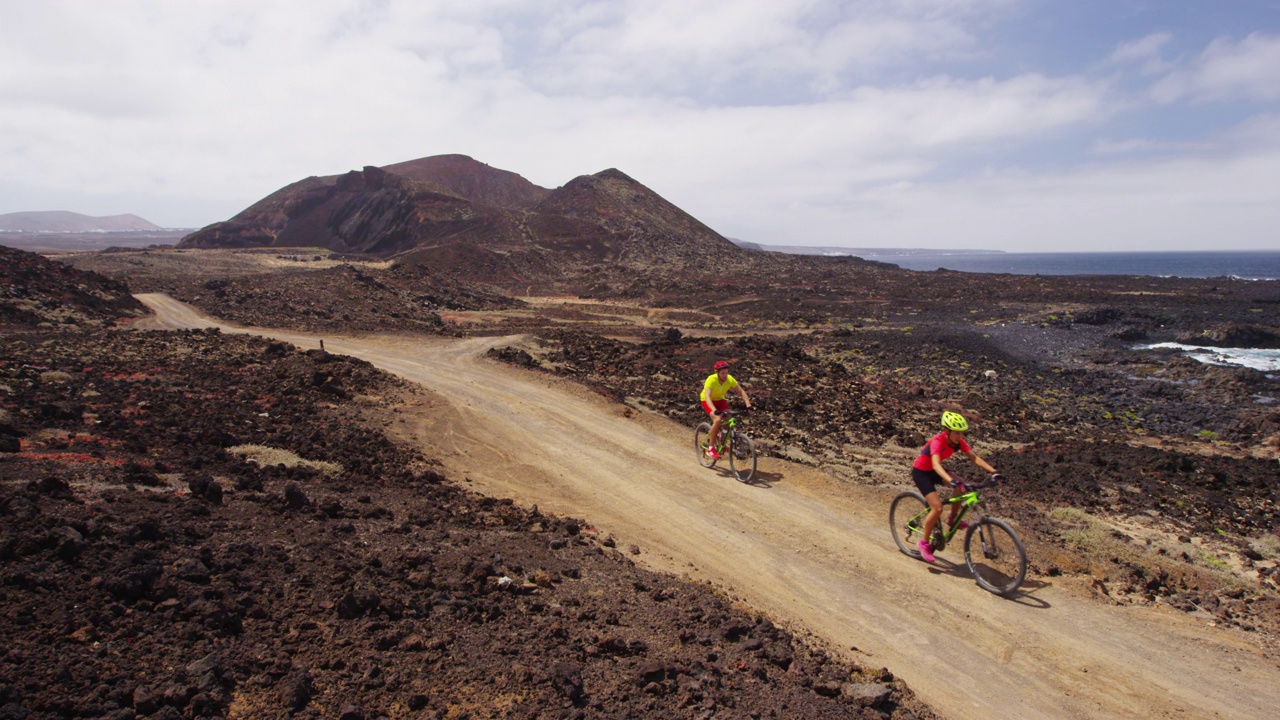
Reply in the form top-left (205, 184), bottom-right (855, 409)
top-left (714, 361), bottom-right (730, 370)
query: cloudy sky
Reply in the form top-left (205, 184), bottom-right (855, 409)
top-left (2, 1), bottom-right (1279, 251)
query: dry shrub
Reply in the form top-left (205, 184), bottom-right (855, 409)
top-left (228, 444), bottom-right (343, 476)
top-left (1047, 507), bottom-right (1251, 596)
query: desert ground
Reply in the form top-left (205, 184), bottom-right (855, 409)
top-left (136, 293), bottom-right (1280, 720)
top-left (4, 244), bottom-right (1278, 719)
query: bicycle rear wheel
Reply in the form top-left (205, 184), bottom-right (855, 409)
top-left (728, 433), bottom-right (756, 483)
top-left (889, 491), bottom-right (929, 558)
top-left (694, 422), bottom-right (717, 468)
top-left (964, 518), bottom-right (1027, 596)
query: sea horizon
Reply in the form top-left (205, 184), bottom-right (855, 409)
top-left (849, 249), bottom-right (1280, 280)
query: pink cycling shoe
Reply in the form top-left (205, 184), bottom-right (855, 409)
top-left (918, 540), bottom-right (936, 563)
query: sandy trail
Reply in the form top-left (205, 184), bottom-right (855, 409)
top-left (136, 293), bottom-right (1280, 720)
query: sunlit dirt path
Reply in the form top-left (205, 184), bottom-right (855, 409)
top-left (136, 293), bottom-right (1280, 720)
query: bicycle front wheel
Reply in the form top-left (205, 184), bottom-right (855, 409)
top-left (889, 491), bottom-right (929, 558)
top-left (964, 518), bottom-right (1027, 596)
top-left (728, 433), bottom-right (756, 483)
top-left (694, 422), bottom-right (716, 468)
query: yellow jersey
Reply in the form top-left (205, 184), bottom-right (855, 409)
top-left (700, 373), bottom-right (739, 402)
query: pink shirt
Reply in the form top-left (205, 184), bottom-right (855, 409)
top-left (912, 431), bottom-right (971, 471)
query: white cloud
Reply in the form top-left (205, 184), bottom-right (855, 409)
top-left (1108, 32), bottom-right (1173, 75)
top-left (0, 1), bottom-right (1276, 250)
top-left (1152, 32), bottom-right (1280, 103)
top-left (0, 1), bottom-right (1090, 209)
top-left (526, 0), bottom-right (1008, 98)
top-left (1089, 137), bottom-right (1209, 155)
top-left (725, 115), bottom-right (1280, 252)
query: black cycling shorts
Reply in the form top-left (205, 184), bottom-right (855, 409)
top-left (912, 467), bottom-right (946, 497)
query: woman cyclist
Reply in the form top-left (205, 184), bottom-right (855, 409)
top-left (913, 411), bottom-right (998, 563)
top-left (700, 360), bottom-right (751, 460)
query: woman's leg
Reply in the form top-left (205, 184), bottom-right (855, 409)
top-left (921, 491), bottom-right (944, 542)
top-left (946, 499), bottom-right (961, 526)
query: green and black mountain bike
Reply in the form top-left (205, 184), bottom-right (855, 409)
top-left (694, 410), bottom-right (757, 483)
top-left (889, 474), bottom-right (1027, 596)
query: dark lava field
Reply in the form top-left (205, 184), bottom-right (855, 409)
top-left (3, 248), bottom-right (936, 719)
top-left (5, 240), bottom-right (1280, 718)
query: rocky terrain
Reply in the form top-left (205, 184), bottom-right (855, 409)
top-left (0, 245), bottom-right (148, 328)
top-left (20, 151), bottom-right (1280, 713)
top-left (60, 239), bottom-right (1280, 658)
top-left (2, 248), bottom-right (935, 718)
top-left (497, 325), bottom-right (1280, 645)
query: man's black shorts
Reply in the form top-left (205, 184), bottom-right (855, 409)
top-left (912, 467), bottom-right (946, 496)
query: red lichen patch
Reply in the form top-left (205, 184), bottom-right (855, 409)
top-left (102, 370), bottom-right (161, 381)
top-left (14, 451), bottom-right (127, 466)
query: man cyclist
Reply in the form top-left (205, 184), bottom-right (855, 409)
top-left (913, 411), bottom-right (998, 563)
top-left (700, 360), bottom-right (751, 460)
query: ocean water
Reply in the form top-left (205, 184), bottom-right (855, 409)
top-left (853, 251), bottom-right (1280, 280)
top-left (1140, 343), bottom-right (1280, 373)
top-left (852, 251), bottom-right (1280, 372)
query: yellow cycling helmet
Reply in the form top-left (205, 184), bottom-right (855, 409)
top-left (941, 411), bottom-right (969, 432)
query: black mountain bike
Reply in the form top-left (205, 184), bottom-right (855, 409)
top-left (694, 410), bottom-right (757, 483)
top-left (889, 474), bottom-right (1027, 596)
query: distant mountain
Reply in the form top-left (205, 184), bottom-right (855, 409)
top-left (0, 211), bottom-right (162, 233)
top-left (179, 154), bottom-right (743, 284)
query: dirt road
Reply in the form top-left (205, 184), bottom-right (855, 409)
top-left (136, 293), bottom-right (1280, 720)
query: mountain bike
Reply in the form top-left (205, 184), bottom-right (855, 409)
top-left (889, 474), bottom-right (1027, 596)
top-left (694, 410), bottom-right (756, 483)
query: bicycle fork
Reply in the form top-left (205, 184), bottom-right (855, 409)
top-left (974, 523), bottom-right (1001, 560)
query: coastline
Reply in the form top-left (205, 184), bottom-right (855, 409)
top-left (855, 250), bottom-right (1280, 279)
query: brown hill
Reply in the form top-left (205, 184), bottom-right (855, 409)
top-left (178, 155), bottom-right (745, 288)
top-left (532, 168), bottom-right (738, 262)
top-left (381, 153), bottom-right (551, 210)
top-left (178, 169), bottom-right (485, 256)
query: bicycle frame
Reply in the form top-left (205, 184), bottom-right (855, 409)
top-left (891, 474), bottom-right (1025, 595)
top-left (937, 490), bottom-right (983, 544)
top-left (717, 417), bottom-right (739, 450)
top-left (709, 415), bottom-right (740, 452)
top-left (697, 412), bottom-right (757, 483)
top-left (904, 487), bottom-right (983, 551)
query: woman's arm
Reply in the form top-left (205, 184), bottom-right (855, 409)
top-left (966, 450), bottom-right (996, 474)
top-left (931, 454), bottom-right (953, 485)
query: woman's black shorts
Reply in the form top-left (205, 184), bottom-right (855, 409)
top-left (912, 467), bottom-right (946, 496)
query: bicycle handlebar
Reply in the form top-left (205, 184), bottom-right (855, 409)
top-left (954, 473), bottom-right (1005, 491)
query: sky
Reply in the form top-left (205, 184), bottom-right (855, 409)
top-left (2, 1), bottom-right (1279, 252)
